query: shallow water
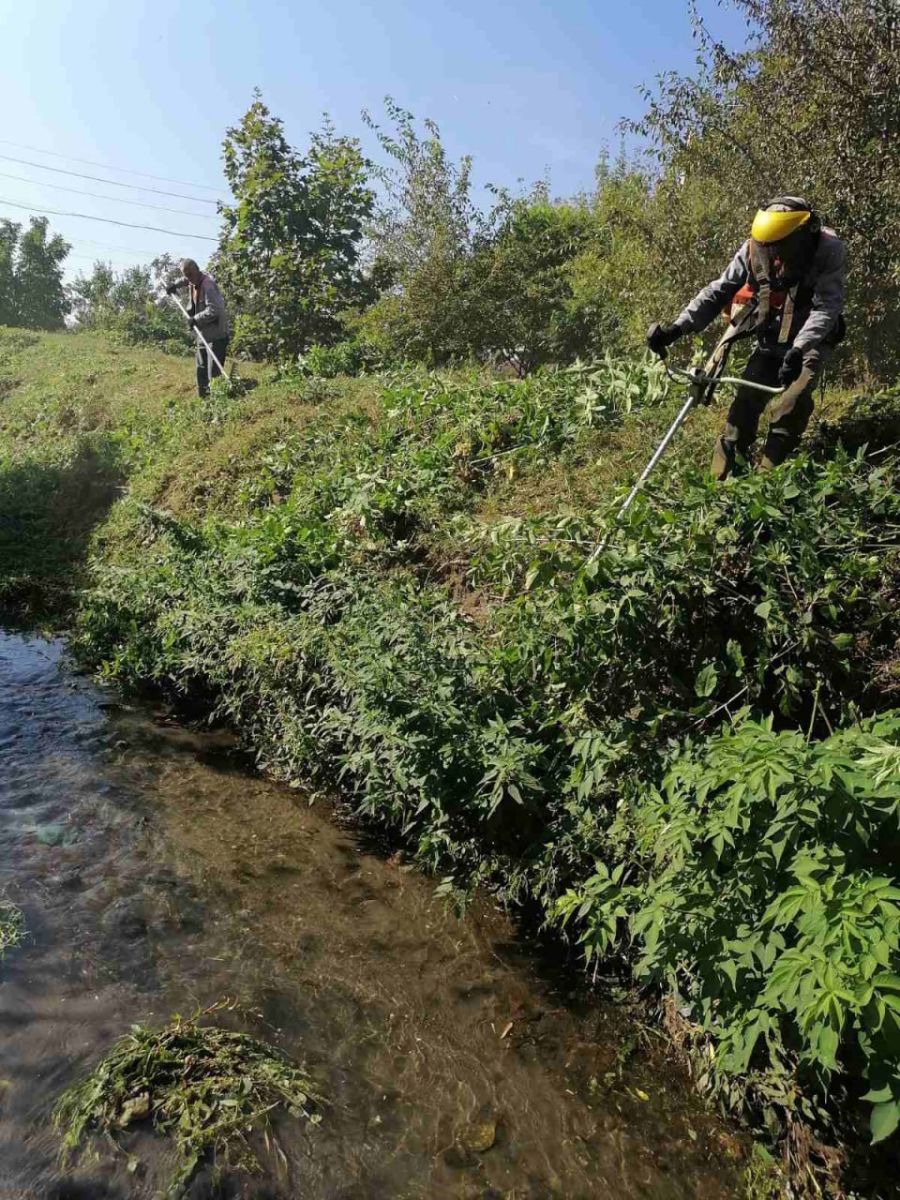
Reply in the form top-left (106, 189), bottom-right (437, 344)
top-left (0, 631), bottom-right (742, 1199)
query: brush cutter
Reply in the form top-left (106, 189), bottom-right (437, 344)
top-left (587, 315), bottom-right (785, 561)
top-left (156, 288), bottom-right (231, 383)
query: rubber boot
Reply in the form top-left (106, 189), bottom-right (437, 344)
top-left (711, 424), bottom-right (740, 481)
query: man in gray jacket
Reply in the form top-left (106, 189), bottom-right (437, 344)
top-left (166, 259), bottom-right (231, 397)
top-left (648, 197), bottom-right (846, 477)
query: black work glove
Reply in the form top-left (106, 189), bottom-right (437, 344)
top-left (187, 317), bottom-right (197, 329)
top-left (165, 283), bottom-right (181, 295)
top-left (646, 321), bottom-right (684, 357)
top-left (779, 346), bottom-right (804, 386)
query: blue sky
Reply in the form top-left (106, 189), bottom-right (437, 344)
top-left (0, 0), bottom-right (749, 280)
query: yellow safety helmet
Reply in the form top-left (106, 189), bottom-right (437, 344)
top-left (750, 197), bottom-right (817, 245)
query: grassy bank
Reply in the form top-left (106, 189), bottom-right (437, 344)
top-left (2, 325), bottom-right (899, 1190)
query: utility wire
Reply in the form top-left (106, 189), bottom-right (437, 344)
top-left (0, 137), bottom-right (223, 194)
top-left (59, 234), bottom-right (173, 256)
top-left (0, 168), bottom-right (219, 219)
top-left (0, 196), bottom-right (218, 241)
top-left (0, 152), bottom-right (222, 206)
top-left (66, 250), bottom-right (151, 266)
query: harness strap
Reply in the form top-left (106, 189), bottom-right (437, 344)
top-left (778, 286), bottom-right (798, 345)
top-left (748, 238), bottom-right (772, 330)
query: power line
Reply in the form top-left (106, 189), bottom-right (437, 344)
top-left (66, 250), bottom-right (151, 266)
top-left (0, 168), bottom-right (219, 219)
top-left (0, 152), bottom-right (222, 206)
top-left (0, 196), bottom-right (218, 241)
top-left (61, 234), bottom-right (176, 256)
top-left (0, 137), bottom-right (223, 194)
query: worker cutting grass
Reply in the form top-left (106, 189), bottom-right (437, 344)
top-left (163, 258), bottom-right (232, 397)
top-left (649, 196), bottom-right (846, 477)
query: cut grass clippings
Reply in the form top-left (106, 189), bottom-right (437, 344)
top-left (54, 1001), bottom-right (321, 1196)
top-left (0, 899), bottom-right (24, 955)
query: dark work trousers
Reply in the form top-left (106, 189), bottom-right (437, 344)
top-left (713, 345), bottom-right (826, 478)
top-left (196, 337), bottom-right (230, 398)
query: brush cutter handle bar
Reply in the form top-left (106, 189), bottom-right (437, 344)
top-left (159, 290), bottom-right (231, 382)
top-left (664, 362), bottom-right (784, 396)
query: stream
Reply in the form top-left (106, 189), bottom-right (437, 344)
top-left (0, 631), bottom-right (742, 1199)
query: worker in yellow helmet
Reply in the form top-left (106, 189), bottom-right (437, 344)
top-left (648, 197), bottom-right (846, 477)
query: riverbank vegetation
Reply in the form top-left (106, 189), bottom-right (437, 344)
top-left (1, 1), bottom-right (899, 1192)
top-left (0, 324), bottom-right (898, 1195)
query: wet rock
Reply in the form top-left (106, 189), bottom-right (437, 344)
top-left (30, 822), bottom-right (72, 847)
top-left (463, 1117), bottom-right (498, 1153)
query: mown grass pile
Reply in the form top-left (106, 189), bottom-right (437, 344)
top-left (0, 898), bottom-right (24, 956)
top-left (1, 327), bottom-right (899, 1172)
top-left (54, 1003), bottom-right (320, 1196)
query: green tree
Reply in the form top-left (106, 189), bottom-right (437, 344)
top-left (353, 100), bottom-right (488, 366)
top-left (69, 254), bottom-right (190, 350)
top-left (216, 91), bottom-right (374, 361)
top-left (0, 221), bottom-right (18, 327)
top-left (14, 217), bottom-right (71, 329)
top-left (0, 217), bottom-right (70, 330)
top-left (473, 195), bottom-right (601, 373)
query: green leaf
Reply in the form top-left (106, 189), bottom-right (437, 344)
top-left (695, 663), bottom-right (718, 698)
top-left (870, 1099), bottom-right (900, 1144)
top-left (754, 600), bottom-right (773, 620)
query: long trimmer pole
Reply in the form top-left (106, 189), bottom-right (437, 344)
top-left (587, 390), bottom-right (698, 562)
top-left (616, 391), bottom-right (698, 522)
top-left (165, 291), bottom-right (230, 382)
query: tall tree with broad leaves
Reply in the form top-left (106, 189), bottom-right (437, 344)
top-left (216, 90), bottom-right (375, 360)
top-left (14, 217), bottom-right (71, 329)
top-left (0, 217), bottom-right (70, 330)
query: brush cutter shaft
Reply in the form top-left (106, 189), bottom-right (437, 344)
top-left (615, 362), bottom-right (785, 520)
top-left (617, 391), bottom-right (698, 522)
top-left (587, 352), bottom-right (787, 561)
top-left (163, 291), bottom-right (231, 382)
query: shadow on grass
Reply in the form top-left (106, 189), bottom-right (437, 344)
top-left (0, 440), bottom-right (124, 623)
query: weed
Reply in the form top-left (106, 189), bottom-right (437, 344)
top-left (54, 1001), bottom-right (321, 1197)
top-left (3, 331), bottom-right (900, 1180)
top-left (0, 899), bottom-right (24, 955)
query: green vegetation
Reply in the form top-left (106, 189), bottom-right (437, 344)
top-left (1, 217), bottom-right (70, 330)
top-left (0, 898), bottom-right (24, 955)
top-left (1, 325), bottom-right (897, 1188)
top-left (68, 254), bottom-right (191, 352)
top-left (2, 2), bottom-right (900, 1189)
top-left (54, 1002), bottom-right (320, 1196)
top-left (216, 91), bottom-right (375, 361)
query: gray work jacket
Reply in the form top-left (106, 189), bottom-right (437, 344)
top-left (676, 229), bottom-right (845, 353)
top-left (185, 273), bottom-right (231, 341)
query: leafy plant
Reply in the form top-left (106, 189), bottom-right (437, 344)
top-left (556, 715), bottom-right (900, 1141)
top-left (217, 92), bottom-right (374, 361)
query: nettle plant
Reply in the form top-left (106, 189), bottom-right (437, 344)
top-left (556, 714), bottom-right (900, 1142)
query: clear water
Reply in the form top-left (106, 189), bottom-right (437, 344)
top-left (0, 631), bottom-right (741, 1199)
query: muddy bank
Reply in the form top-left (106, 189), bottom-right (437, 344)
top-left (0, 631), bottom-right (742, 1198)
